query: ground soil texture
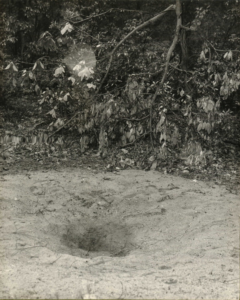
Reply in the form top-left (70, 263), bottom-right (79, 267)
top-left (0, 163), bottom-right (239, 299)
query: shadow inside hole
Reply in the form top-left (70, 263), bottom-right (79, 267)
top-left (61, 221), bottom-right (134, 257)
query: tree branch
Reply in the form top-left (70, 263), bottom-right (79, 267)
top-left (66, 8), bottom-right (148, 25)
top-left (96, 4), bottom-right (176, 93)
top-left (64, 8), bottom-right (147, 24)
top-left (149, 0), bottom-right (182, 148)
top-left (65, 9), bottom-right (113, 24)
top-left (207, 40), bottom-right (240, 53)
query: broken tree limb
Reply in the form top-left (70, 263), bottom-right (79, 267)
top-left (149, 0), bottom-right (182, 148)
top-left (97, 4), bottom-right (176, 93)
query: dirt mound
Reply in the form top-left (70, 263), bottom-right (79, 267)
top-left (0, 168), bottom-right (239, 299)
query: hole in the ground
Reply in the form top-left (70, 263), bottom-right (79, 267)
top-left (60, 221), bottom-right (134, 257)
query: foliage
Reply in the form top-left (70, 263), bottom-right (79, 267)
top-left (1, 0), bottom-right (240, 165)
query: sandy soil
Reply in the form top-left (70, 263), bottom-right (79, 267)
top-left (0, 167), bottom-right (239, 299)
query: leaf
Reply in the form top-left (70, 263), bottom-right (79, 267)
top-left (215, 99), bottom-right (220, 109)
top-left (5, 62), bottom-right (18, 71)
top-left (32, 62), bottom-right (37, 71)
top-left (180, 89), bottom-right (185, 97)
top-left (220, 86), bottom-right (224, 96)
top-left (54, 66), bottom-right (65, 77)
top-left (200, 51), bottom-right (205, 61)
top-left (68, 76), bottom-right (75, 85)
top-left (61, 23), bottom-right (74, 35)
top-left (47, 108), bottom-right (56, 118)
top-left (150, 161), bottom-right (158, 171)
top-left (160, 132), bottom-right (166, 142)
top-left (40, 31), bottom-right (51, 39)
top-left (73, 64), bottom-right (82, 72)
top-left (156, 115), bottom-right (165, 132)
top-left (188, 117), bottom-right (192, 125)
top-left (39, 61), bottom-right (44, 69)
top-left (184, 108), bottom-right (189, 116)
top-left (223, 72), bottom-right (228, 81)
top-left (130, 106), bottom-right (137, 115)
top-left (29, 71), bottom-right (34, 80)
top-left (206, 100), bottom-right (214, 112)
top-left (5, 63), bottom-right (11, 70)
top-left (54, 118), bottom-right (64, 128)
top-left (63, 93), bottom-right (70, 101)
top-left (38, 32), bottom-right (56, 51)
top-left (159, 115), bottom-right (165, 126)
top-left (86, 83), bottom-right (96, 89)
top-left (12, 63), bottom-right (18, 72)
top-left (35, 84), bottom-right (41, 95)
top-left (39, 98), bottom-right (45, 105)
top-left (205, 123), bottom-right (211, 134)
top-left (197, 122), bottom-right (202, 132)
top-left (129, 80), bottom-right (138, 89)
top-left (77, 66), bottom-right (94, 81)
top-left (227, 50), bottom-right (233, 61)
top-left (137, 124), bottom-right (143, 135)
top-left (106, 107), bottom-right (112, 117)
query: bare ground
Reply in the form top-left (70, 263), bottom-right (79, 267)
top-left (0, 167), bottom-right (239, 299)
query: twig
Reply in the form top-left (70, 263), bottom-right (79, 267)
top-left (65, 9), bottom-right (114, 24)
top-left (49, 255), bottom-right (62, 265)
top-left (66, 8), bottom-right (149, 25)
top-left (117, 282), bottom-right (124, 299)
top-left (223, 278), bottom-right (239, 283)
top-left (30, 121), bottom-right (45, 131)
top-left (15, 244), bottom-right (48, 251)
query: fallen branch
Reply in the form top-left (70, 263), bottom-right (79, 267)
top-left (97, 4), bottom-right (176, 93)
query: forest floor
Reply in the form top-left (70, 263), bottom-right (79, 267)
top-left (0, 153), bottom-right (239, 299)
